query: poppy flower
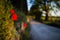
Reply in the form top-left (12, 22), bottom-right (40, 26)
top-left (10, 9), bottom-right (15, 14)
top-left (11, 13), bottom-right (18, 21)
top-left (23, 23), bottom-right (27, 28)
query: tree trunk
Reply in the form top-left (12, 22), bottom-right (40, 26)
top-left (44, 0), bottom-right (49, 21)
top-left (45, 11), bottom-right (49, 21)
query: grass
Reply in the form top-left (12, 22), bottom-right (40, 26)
top-left (42, 21), bottom-right (60, 28)
top-left (40, 16), bottom-right (60, 28)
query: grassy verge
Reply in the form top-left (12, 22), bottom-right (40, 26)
top-left (42, 21), bottom-right (60, 28)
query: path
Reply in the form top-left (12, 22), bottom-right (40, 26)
top-left (30, 20), bottom-right (60, 40)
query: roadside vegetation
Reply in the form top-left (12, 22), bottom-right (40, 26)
top-left (28, 16), bottom-right (60, 28)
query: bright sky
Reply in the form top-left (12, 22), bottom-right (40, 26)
top-left (27, 0), bottom-right (60, 17)
top-left (27, 0), bottom-right (32, 10)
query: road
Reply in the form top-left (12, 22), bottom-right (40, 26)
top-left (30, 21), bottom-right (60, 40)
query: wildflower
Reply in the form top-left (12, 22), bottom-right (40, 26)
top-left (11, 13), bottom-right (18, 21)
top-left (10, 9), bottom-right (15, 14)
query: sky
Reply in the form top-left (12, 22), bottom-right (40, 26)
top-left (27, 0), bottom-right (32, 10)
top-left (27, 0), bottom-right (60, 17)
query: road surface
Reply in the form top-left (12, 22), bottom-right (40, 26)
top-left (30, 21), bottom-right (60, 40)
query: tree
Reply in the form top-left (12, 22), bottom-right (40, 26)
top-left (30, 4), bottom-right (42, 21)
top-left (31, 0), bottom-right (60, 21)
top-left (53, 0), bottom-right (60, 8)
top-left (43, 0), bottom-right (51, 21)
top-left (30, 0), bottom-right (51, 21)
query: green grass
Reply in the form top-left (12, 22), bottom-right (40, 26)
top-left (40, 16), bottom-right (60, 28)
top-left (42, 21), bottom-right (60, 28)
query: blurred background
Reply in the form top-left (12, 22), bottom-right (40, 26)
top-left (0, 0), bottom-right (60, 40)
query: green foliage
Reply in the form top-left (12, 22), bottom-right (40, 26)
top-left (43, 21), bottom-right (60, 28)
top-left (14, 8), bottom-right (27, 22)
top-left (30, 0), bottom-right (60, 21)
top-left (0, 0), bottom-right (16, 40)
top-left (22, 23), bottom-right (30, 40)
top-left (30, 5), bottom-right (40, 15)
top-left (30, 4), bottom-right (42, 21)
top-left (42, 16), bottom-right (60, 28)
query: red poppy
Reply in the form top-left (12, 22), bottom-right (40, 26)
top-left (23, 23), bottom-right (27, 28)
top-left (10, 9), bottom-right (15, 14)
top-left (11, 13), bottom-right (18, 21)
